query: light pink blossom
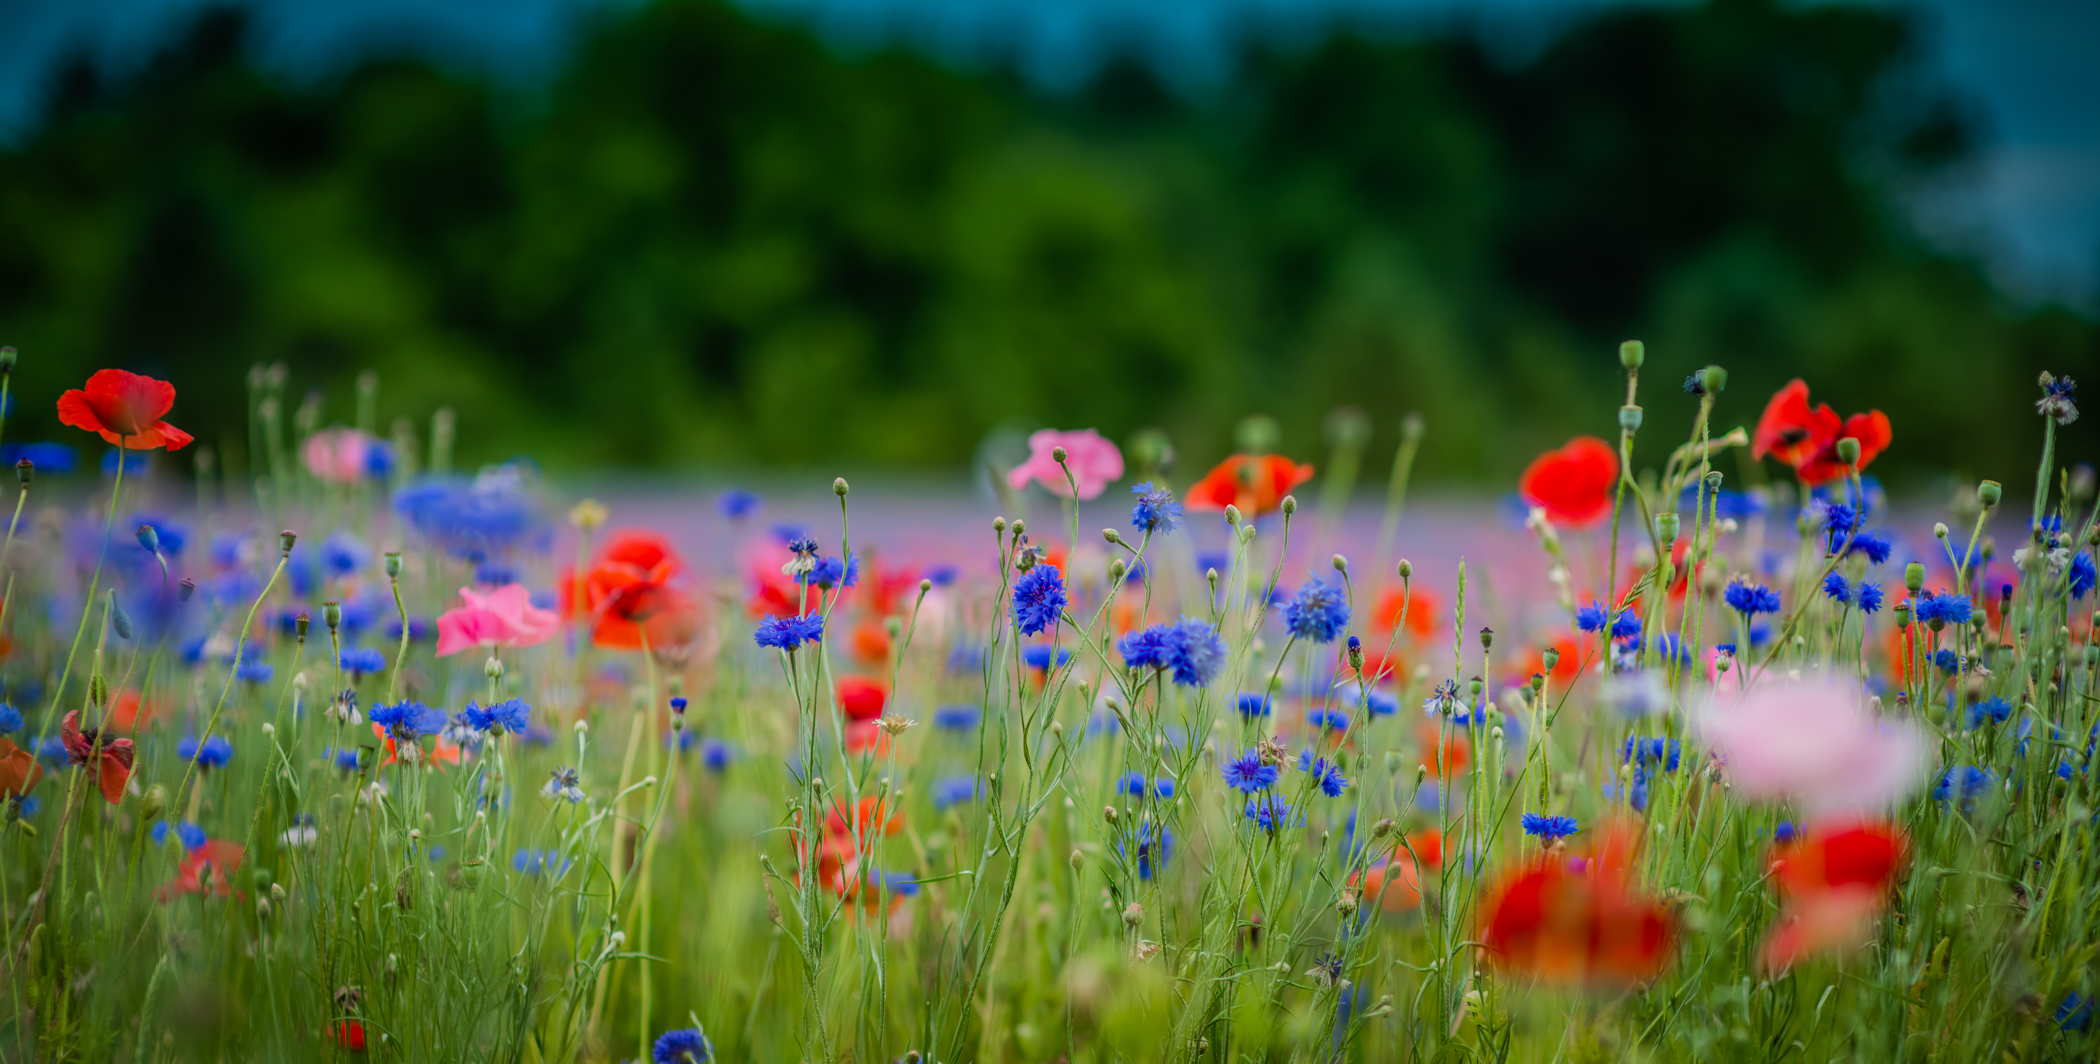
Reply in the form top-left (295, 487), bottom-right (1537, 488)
top-left (1695, 672), bottom-right (1928, 817)
top-left (1006, 429), bottom-right (1124, 500)
top-left (435, 584), bottom-right (561, 657)
top-left (302, 427), bottom-right (376, 484)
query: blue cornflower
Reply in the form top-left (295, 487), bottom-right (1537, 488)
top-left (1365, 690), bottom-right (1398, 717)
top-left (1011, 565), bottom-right (1066, 637)
top-left (1166, 618), bottom-right (1227, 686)
top-left (932, 776), bottom-right (981, 810)
top-left (474, 562), bottom-right (517, 586)
top-left (1915, 591), bottom-right (1973, 626)
top-left (36, 737), bottom-right (68, 765)
top-left (371, 700), bottom-right (446, 741)
top-left (1822, 571), bottom-right (1851, 605)
top-left (802, 552), bottom-right (860, 589)
top-left (702, 740), bottom-right (733, 771)
top-left (1822, 503), bottom-right (1858, 553)
top-left (1858, 582), bottom-right (1885, 614)
top-left (754, 613), bottom-right (824, 651)
top-left (1602, 768), bottom-right (1650, 811)
top-left (1521, 813), bottom-right (1578, 840)
top-left (1023, 644), bottom-right (1072, 672)
top-left (715, 488), bottom-right (760, 520)
top-left (2038, 374), bottom-right (2080, 424)
top-left (340, 647), bottom-right (387, 676)
top-left (1244, 794), bottom-right (1296, 831)
top-left (1933, 649), bottom-right (1961, 674)
top-left (1651, 633), bottom-right (1693, 666)
top-left (1, 442), bottom-right (77, 474)
top-left (1118, 625), bottom-right (1173, 670)
top-left (651, 1027), bottom-right (713, 1064)
top-left (178, 734), bottom-right (234, 768)
top-left (1848, 530), bottom-right (1893, 565)
top-left (1129, 821), bottom-right (1171, 879)
top-left (1283, 575), bottom-right (1350, 644)
top-left (867, 870), bottom-right (918, 897)
top-left (1933, 766), bottom-right (1992, 809)
top-left (1966, 696), bottom-right (2012, 729)
top-left (1118, 771), bottom-right (1174, 799)
top-left (513, 848), bottom-right (571, 877)
top-left (1129, 481), bottom-right (1182, 535)
top-left (2074, 552), bottom-right (2096, 599)
top-left (1307, 708), bottom-right (1350, 733)
top-left (1610, 610), bottom-right (1642, 641)
top-left (1724, 580), bottom-right (1782, 617)
top-left (326, 746), bottom-right (362, 773)
top-left (1774, 821), bottom-right (1796, 843)
top-left (233, 657), bottom-right (273, 684)
top-left (1221, 749), bottom-right (1279, 793)
top-left (1296, 750), bottom-right (1348, 797)
top-left (464, 698), bottom-right (530, 735)
top-left (932, 704), bottom-right (981, 730)
top-left (1576, 601), bottom-right (1610, 633)
top-left (1622, 737), bottom-right (1682, 772)
top-left (0, 704), bottom-right (21, 733)
top-left (322, 531), bottom-right (368, 576)
top-left (152, 820), bottom-right (208, 850)
top-left (1236, 693), bottom-right (1272, 718)
top-left (2059, 993), bottom-right (2094, 1033)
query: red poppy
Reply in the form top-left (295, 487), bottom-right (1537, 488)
top-left (851, 621), bottom-right (893, 666)
top-left (1478, 850), bottom-right (1676, 984)
top-left (107, 689), bottom-right (162, 733)
top-left (836, 676), bottom-right (888, 721)
top-left (1751, 379), bottom-right (1891, 486)
top-left (1353, 858), bottom-right (1423, 912)
top-left (0, 738), bottom-right (43, 797)
top-left (56, 369), bottom-right (195, 451)
top-left (1417, 721), bottom-right (1470, 776)
top-left (329, 1021), bottom-right (369, 1053)
top-left (1184, 455), bottom-right (1315, 517)
top-left (156, 839), bottom-right (245, 902)
top-left (562, 531), bottom-right (698, 650)
top-left (60, 710), bottom-right (133, 804)
top-left (799, 797), bottom-right (904, 903)
top-left (1518, 437), bottom-right (1618, 527)
top-left (1759, 820), bottom-right (1905, 971)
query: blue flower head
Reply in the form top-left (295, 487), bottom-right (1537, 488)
top-left (1011, 565), bottom-right (1067, 637)
top-left (1307, 708), bottom-right (1350, 733)
top-left (801, 552), bottom-right (860, 589)
top-left (1822, 571), bottom-right (1852, 605)
top-left (1366, 690), bottom-right (1398, 717)
top-left (0, 704), bottom-right (23, 734)
top-left (1576, 601), bottom-right (1610, 633)
top-left (1283, 575), bottom-right (1350, 644)
top-left (1118, 625), bottom-right (1173, 670)
top-left (1166, 618), bottom-right (1227, 686)
top-left (1221, 749), bottom-right (1279, 793)
top-left (2059, 993), bottom-right (2093, 1033)
top-left (1933, 649), bottom-right (1961, 675)
top-left (1521, 813), bottom-right (1578, 840)
top-left (932, 775), bottom-right (981, 810)
top-left (371, 700), bottom-right (447, 741)
top-left (512, 847), bottom-right (571, 878)
top-left (1023, 644), bottom-right (1072, 672)
top-left (340, 647), bottom-right (387, 676)
top-left (1119, 771), bottom-right (1173, 799)
top-left (933, 704), bottom-right (981, 731)
top-left (754, 613), bottom-right (823, 651)
top-left (701, 740), bottom-right (733, 771)
top-left (322, 531), bottom-right (369, 576)
top-left (1822, 503), bottom-right (1858, 553)
top-left (1915, 591), bottom-right (1973, 626)
top-left (178, 735), bottom-right (234, 769)
top-left (1965, 696), bottom-right (2012, 729)
top-left (1296, 750), bottom-right (1348, 797)
top-left (1848, 530), bottom-right (1893, 565)
top-left (465, 698), bottom-right (531, 735)
top-left (1128, 821), bottom-right (1172, 879)
top-left (1236, 692), bottom-right (1272, 718)
top-left (1724, 580), bottom-right (1782, 617)
top-left (715, 489), bottom-right (760, 520)
top-left (652, 1027), bottom-right (712, 1064)
top-left (153, 820), bottom-right (207, 850)
top-left (2074, 552), bottom-right (2096, 600)
top-left (1244, 794), bottom-right (1297, 832)
top-left (1857, 582), bottom-right (1885, 614)
top-left (1933, 766), bottom-right (1992, 810)
top-left (1609, 610), bottom-right (1642, 641)
top-left (1129, 481), bottom-right (1182, 535)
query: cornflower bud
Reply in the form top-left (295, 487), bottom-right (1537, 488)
top-left (1102, 528), bottom-right (1122, 545)
top-left (1619, 340), bottom-right (1644, 370)
top-left (1103, 805), bottom-right (1118, 824)
top-left (1346, 636), bottom-right (1364, 670)
top-left (1010, 519), bottom-right (1025, 536)
top-left (1224, 504), bottom-right (1242, 527)
top-left (1052, 445), bottom-right (1068, 464)
top-left (1108, 559), bottom-right (1126, 582)
top-left (992, 516), bottom-right (1006, 533)
top-left (1070, 850), bottom-right (1083, 872)
top-left (918, 577), bottom-right (931, 593)
top-left (833, 477), bottom-right (849, 496)
top-left (1934, 523), bottom-right (1949, 541)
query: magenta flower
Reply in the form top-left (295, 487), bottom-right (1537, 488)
top-left (1006, 429), bottom-right (1124, 500)
top-left (1695, 673), bottom-right (1928, 817)
top-left (302, 427), bottom-right (381, 484)
top-left (436, 584), bottom-right (561, 656)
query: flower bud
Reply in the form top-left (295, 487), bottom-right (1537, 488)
top-left (1541, 647), bottom-right (1560, 674)
top-left (1010, 519), bottom-right (1025, 536)
top-left (1346, 636), bottom-right (1364, 670)
top-left (1103, 805), bottom-right (1118, 824)
top-left (1654, 512), bottom-right (1679, 542)
top-left (1904, 563), bottom-right (1925, 593)
top-left (280, 530), bottom-right (297, 556)
top-left (1051, 445), bottom-right (1068, 464)
top-left (485, 656), bottom-right (504, 680)
top-left (1698, 365), bottom-right (1728, 395)
top-left (1372, 818), bottom-right (1393, 839)
top-left (1224, 504), bottom-right (1241, 527)
top-left (14, 459), bottom-right (31, 486)
top-left (1280, 495), bottom-right (1297, 516)
top-left (1070, 849), bottom-right (1084, 872)
top-left (135, 524), bottom-right (160, 554)
top-left (1122, 902), bottom-right (1143, 928)
top-left (88, 674), bottom-right (108, 708)
top-left (1398, 559), bottom-right (1412, 581)
top-left (384, 552), bottom-right (403, 578)
top-left (992, 516), bottom-right (1006, 533)
top-left (1102, 528), bottom-right (1122, 545)
top-left (323, 601), bottom-right (343, 631)
top-left (1619, 405), bottom-right (1643, 433)
top-left (1332, 554), bottom-right (1348, 573)
top-left (140, 784), bottom-right (167, 821)
top-left (833, 477), bottom-right (849, 497)
top-left (1619, 340), bottom-right (1645, 370)
top-left (1934, 522), bottom-right (1949, 540)
top-left (1703, 470), bottom-right (1724, 492)
top-left (1108, 558), bottom-right (1127, 582)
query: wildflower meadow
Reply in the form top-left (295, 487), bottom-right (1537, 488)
top-left (2, 345), bottom-right (2098, 1064)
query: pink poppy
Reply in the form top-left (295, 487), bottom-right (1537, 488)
top-left (435, 584), bottom-right (562, 657)
top-left (1006, 429), bottom-right (1124, 500)
top-left (1695, 673), bottom-right (1927, 817)
top-left (302, 427), bottom-right (378, 484)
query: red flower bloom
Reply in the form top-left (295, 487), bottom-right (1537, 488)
top-left (56, 369), bottom-right (194, 451)
top-left (563, 531), bottom-right (698, 650)
top-left (797, 797), bottom-right (904, 903)
top-left (1478, 846), bottom-right (1676, 985)
top-left (1751, 379), bottom-right (1891, 486)
top-left (328, 1021), bottom-right (368, 1052)
top-left (1184, 455), bottom-right (1315, 517)
top-left (1518, 436), bottom-right (1618, 527)
top-left (1760, 820), bottom-right (1906, 971)
top-left (60, 710), bottom-right (134, 804)
top-left (156, 839), bottom-right (245, 902)
top-left (836, 675), bottom-right (888, 721)
top-left (0, 738), bottom-right (43, 798)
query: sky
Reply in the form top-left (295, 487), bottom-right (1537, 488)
top-left (0, 0), bottom-right (2093, 301)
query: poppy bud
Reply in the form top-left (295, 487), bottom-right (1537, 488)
top-left (1401, 412), bottom-right (1425, 442)
top-left (109, 596), bottom-right (134, 641)
top-left (1978, 480), bottom-right (2002, 508)
top-left (1530, 672), bottom-right (1546, 696)
top-left (384, 552), bottom-right (402, 578)
top-left (1619, 340), bottom-right (1644, 370)
top-left (1102, 528), bottom-right (1122, 545)
top-left (279, 530), bottom-right (297, 556)
top-left (323, 601), bottom-right (342, 631)
top-left (1051, 446), bottom-right (1068, 465)
top-left (1834, 436), bottom-right (1861, 467)
top-left (833, 477), bottom-right (849, 497)
top-left (1904, 563), bottom-right (1925, 593)
top-left (1619, 405), bottom-right (1643, 433)
top-left (1398, 559), bottom-right (1412, 581)
top-left (1698, 365), bottom-right (1728, 395)
top-left (178, 577), bottom-right (196, 602)
top-left (135, 524), bottom-right (160, 554)
top-left (1655, 513), bottom-right (1679, 543)
top-left (1893, 601), bottom-right (1912, 628)
top-left (140, 784), bottom-right (166, 821)
top-left (1332, 554), bottom-right (1348, 573)
top-left (14, 459), bottom-right (30, 485)
top-left (1280, 495), bottom-right (1297, 516)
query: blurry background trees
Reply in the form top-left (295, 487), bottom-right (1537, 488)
top-left (0, 0), bottom-right (2090, 484)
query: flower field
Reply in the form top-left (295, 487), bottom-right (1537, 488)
top-left (0, 347), bottom-right (2096, 1063)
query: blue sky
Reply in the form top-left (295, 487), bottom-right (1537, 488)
top-left (0, 0), bottom-right (2093, 300)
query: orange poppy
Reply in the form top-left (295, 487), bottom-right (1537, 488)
top-left (1751, 379), bottom-right (1891, 487)
top-left (156, 839), bottom-right (245, 902)
top-left (107, 689), bottom-right (163, 733)
top-left (1371, 585), bottom-right (1439, 640)
top-left (1417, 721), bottom-right (1470, 776)
top-left (851, 621), bottom-right (893, 666)
top-left (1518, 437), bottom-right (1618, 527)
top-left (563, 531), bottom-right (698, 650)
top-left (0, 738), bottom-right (43, 798)
top-left (56, 369), bottom-right (194, 451)
top-left (60, 710), bottom-right (133, 804)
top-left (1478, 840), bottom-right (1676, 984)
top-left (1184, 455), bottom-right (1315, 517)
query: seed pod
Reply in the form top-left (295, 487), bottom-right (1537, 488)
top-left (1979, 480), bottom-right (2003, 508)
top-left (384, 552), bottom-right (403, 578)
top-left (279, 530), bottom-right (297, 556)
top-left (1619, 340), bottom-right (1644, 370)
